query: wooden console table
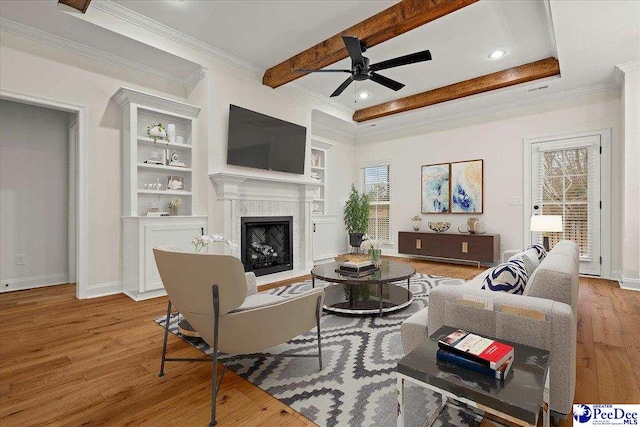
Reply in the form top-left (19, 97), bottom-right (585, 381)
top-left (398, 231), bottom-right (500, 267)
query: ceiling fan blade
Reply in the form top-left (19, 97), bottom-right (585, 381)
top-left (370, 50), bottom-right (432, 71)
top-left (369, 72), bottom-right (405, 91)
top-left (342, 35), bottom-right (365, 67)
top-left (295, 69), bottom-right (351, 73)
top-left (330, 77), bottom-right (354, 97)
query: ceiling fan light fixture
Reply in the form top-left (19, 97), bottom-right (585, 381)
top-left (358, 92), bottom-right (370, 99)
top-left (488, 49), bottom-right (507, 60)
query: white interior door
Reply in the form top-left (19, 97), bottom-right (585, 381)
top-left (530, 135), bottom-right (601, 276)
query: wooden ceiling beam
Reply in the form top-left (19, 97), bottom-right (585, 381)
top-left (262, 0), bottom-right (479, 89)
top-left (352, 57), bottom-right (561, 122)
top-left (58, 0), bottom-right (92, 13)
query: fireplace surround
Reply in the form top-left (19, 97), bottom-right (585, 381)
top-left (210, 172), bottom-right (320, 283)
top-left (241, 216), bottom-right (293, 276)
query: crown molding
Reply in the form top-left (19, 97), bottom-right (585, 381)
top-left (0, 17), bottom-right (205, 90)
top-left (90, 1), bottom-right (354, 116)
top-left (616, 60), bottom-right (640, 73)
top-left (355, 81), bottom-right (619, 143)
top-left (111, 86), bottom-right (201, 117)
top-left (185, 66), bottom-right (208, 93)
top-left (91, 0), bottom-right (263, 77)
top-left (282, 84), bottom-right (355, 117)
top-left (614, 60), bottom-right (640, 87)
top-left (311, 122), bottom-right (355, 143)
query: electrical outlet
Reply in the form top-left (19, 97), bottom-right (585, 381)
top-left (509, 197), bottom-right (523, 206)
top-left (15, 254), bottom-right (26, 265)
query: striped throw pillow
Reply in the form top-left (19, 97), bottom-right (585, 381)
top-left (527, 243), bottom-right (547, 262)
top-left (481, 261), bottom-right (529, 295)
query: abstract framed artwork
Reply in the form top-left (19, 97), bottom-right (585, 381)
top-left (450, 159), bottom-right (483, 213)
top-left (421, 163), bottom-right (450, 213)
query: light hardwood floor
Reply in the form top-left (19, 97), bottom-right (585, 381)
top-left (1, 257), bottom-right (638, 426)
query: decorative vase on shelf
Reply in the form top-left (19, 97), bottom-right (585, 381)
top-left (467, 217), bottom-right (479, 234)
top-left (167, 124), bottom-right (176, 143)
top-left (473, 221), bottom-right (487, 234)
top-left (369, 248), bottom-right (382, 267)
top-left (147, 124), bottom-right (166, 143)
top-left (458, 224), bottom-right (470, 234)
top-left (411, 215), bottom-right (422, 231)
top-left (169, 206), bottom-right (178, 216)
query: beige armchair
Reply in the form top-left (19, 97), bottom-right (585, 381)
top-left (153, 245), bottom-right (325, 427)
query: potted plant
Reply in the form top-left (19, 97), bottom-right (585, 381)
top-left (343, 184), bottom-right (370, 249)
top-left (168, 197), bottom-right (181, 216)
top-left (147, 123), bottom-right (167, 144)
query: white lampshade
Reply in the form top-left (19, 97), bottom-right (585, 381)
top-left (530, 215), bottom-right (563, 232)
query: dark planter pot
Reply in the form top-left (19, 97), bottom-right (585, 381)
top-left (349, 232), bottom-right (365, 249)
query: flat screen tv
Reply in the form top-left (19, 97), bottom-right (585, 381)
top-left (227, 105), bottom-right (307, 174)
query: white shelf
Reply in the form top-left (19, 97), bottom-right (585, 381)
top-left (138, 163), bottom-right (192, 172)
top-left (137, 136), bottom-right (192, 150)
top-left (138, 190), bottom-right (192, 196)
top-left (311, 165), bottom-right (325, 171)
top-left (314, 198), bottom-right (325, 202)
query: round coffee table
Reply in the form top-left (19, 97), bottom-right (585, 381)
top-left (311, 260), bottom-right (416, 317)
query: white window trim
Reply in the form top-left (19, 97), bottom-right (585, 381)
top-left (523, 128), bottom-right (611, 279)
top-left (358, 160), bottom-right (393, 245)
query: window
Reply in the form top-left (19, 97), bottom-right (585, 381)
top-left (360, 162), bottom-right (391, 243)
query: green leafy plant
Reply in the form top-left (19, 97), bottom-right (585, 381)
top-left (343, 184), bottom-right (370, 234)
top-left (146, 123), bottom-right (167, 144)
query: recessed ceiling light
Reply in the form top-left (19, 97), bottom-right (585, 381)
top-left (358, 92), bottom-right (370, 99)
top-left (488, 49), bottom-right (507, 59)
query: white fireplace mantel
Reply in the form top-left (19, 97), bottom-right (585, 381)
top-left (209, 172), bottom-right (321, 201)
top-left (209, 171), bottom-right (321, 284)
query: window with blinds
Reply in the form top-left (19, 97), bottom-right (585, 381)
top-left (535, 144), bottom-right (598, 260)
top-left (360, 162), bottom-right (391, 243)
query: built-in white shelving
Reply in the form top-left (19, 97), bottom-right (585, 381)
top-left (112, 87), bottom-right (200, 217)
top-left (137, 163), bottom-right (193, 173)
top-left (310, 137), bottom-right (334, 215)
top-left (112, 87), bottom-right (206, 301)
top-left (137, 190), bottom-right (193, 196)
top-left (137, 136), bottom-right (193, 150)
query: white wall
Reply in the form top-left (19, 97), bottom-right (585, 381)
top-left (0, 32), bottom-right (185, 296)
top-left (323, 140), bottom-right (355, 254)
top-left (354, 89), bottom-right (623, 275)
top-left (621, 66), bottom-right (640, 287)
top-left (0, 27), bottom-right (353, 296)
top-left (0, 100), bottom-right (71, 290)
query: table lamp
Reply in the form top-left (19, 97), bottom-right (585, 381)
top-left (530, 215), bottom-right (563, 251)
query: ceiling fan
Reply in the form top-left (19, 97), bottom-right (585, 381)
top-left (296, 35), bottom-right (432, 97)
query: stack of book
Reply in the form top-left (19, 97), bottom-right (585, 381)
top-left (437, 329), bottom-right (514, 380)
top-left (335, 260), bottom-right (379, 277)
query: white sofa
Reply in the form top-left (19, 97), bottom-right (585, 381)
top-left (401, 240), bottom-right (579, 423)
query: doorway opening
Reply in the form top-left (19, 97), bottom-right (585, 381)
top-left (0, 94), bottom-right (84, 296)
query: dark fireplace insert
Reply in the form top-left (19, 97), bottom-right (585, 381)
top-left (241, 216), bottom-right (293, 277)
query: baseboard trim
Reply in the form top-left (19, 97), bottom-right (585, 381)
top-left (621, 277), bottom-right (640, 291)
top-left (611, 270), bottom-right (640, 291)
top-left (0, 273), bottom-right (69, 293)
top-left (123, 288), bottom-right (167, 301)
top-left (83, 281), bottom-right (123, 299)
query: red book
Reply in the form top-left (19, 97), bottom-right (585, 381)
top-left (438, 329), bottom-right (514, 370)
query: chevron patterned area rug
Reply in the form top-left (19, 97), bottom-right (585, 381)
top-left (156, 273), bottom-right (491, 427)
